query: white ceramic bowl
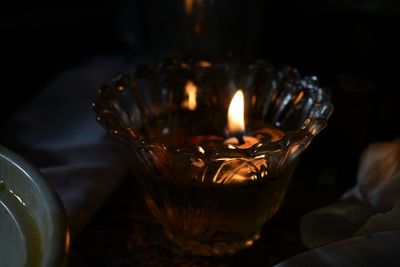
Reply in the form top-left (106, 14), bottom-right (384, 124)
top-left (0, 145), bottom-right (69, 267)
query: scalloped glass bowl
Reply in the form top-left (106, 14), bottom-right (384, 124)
top-left (93, 58), bottom-right (333, 256)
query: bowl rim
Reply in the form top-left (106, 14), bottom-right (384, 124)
top-left (0, 145), bottom-right (70, 267)
top-left (93, 58), bottom-right (333, 153)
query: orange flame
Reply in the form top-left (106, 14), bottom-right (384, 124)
top-left (227, 90), bottom-right (245, 134)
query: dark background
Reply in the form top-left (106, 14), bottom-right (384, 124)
top-left (1, 0), bottom-right (400, 265)
top-left (2, 0), bottom-right (399, 188)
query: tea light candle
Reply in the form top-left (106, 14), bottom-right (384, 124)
top-left (185, 88), bottom-right (283, 149)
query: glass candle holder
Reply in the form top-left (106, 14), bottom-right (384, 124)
top-left (93, 57), bottom-right (333, 256)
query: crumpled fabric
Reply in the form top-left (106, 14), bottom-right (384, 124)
top-left (275, 230), bottom-right (400, 267)
top-left (1, 56), bottom-right (133, 238)
top-left (301, 139), bottom-right (400, 248)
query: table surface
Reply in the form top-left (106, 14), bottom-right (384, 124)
top-left (72, 166), bottom-right (343, 267)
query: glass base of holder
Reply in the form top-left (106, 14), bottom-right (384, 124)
top-left (164, 228), bottom-right (261, 256)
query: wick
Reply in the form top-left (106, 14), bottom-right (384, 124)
top-left (235, 134), bottom-right (245, 145)
top-left (225, 126), bottom-right (246, 145)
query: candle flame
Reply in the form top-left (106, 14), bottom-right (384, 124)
top-left (181, 80), bottom-right (197, 110)
top-left (227, 89), bottom-right (245, 134)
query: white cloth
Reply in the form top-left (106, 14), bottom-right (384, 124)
top-left (2, 56), bottom-right (133, 238)
top-left (275, 230), bottom-right (400, 267)
top-left (348, 139), bottom-right (400, 210)
top-left (300, 139), bottom-right (400, 248)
